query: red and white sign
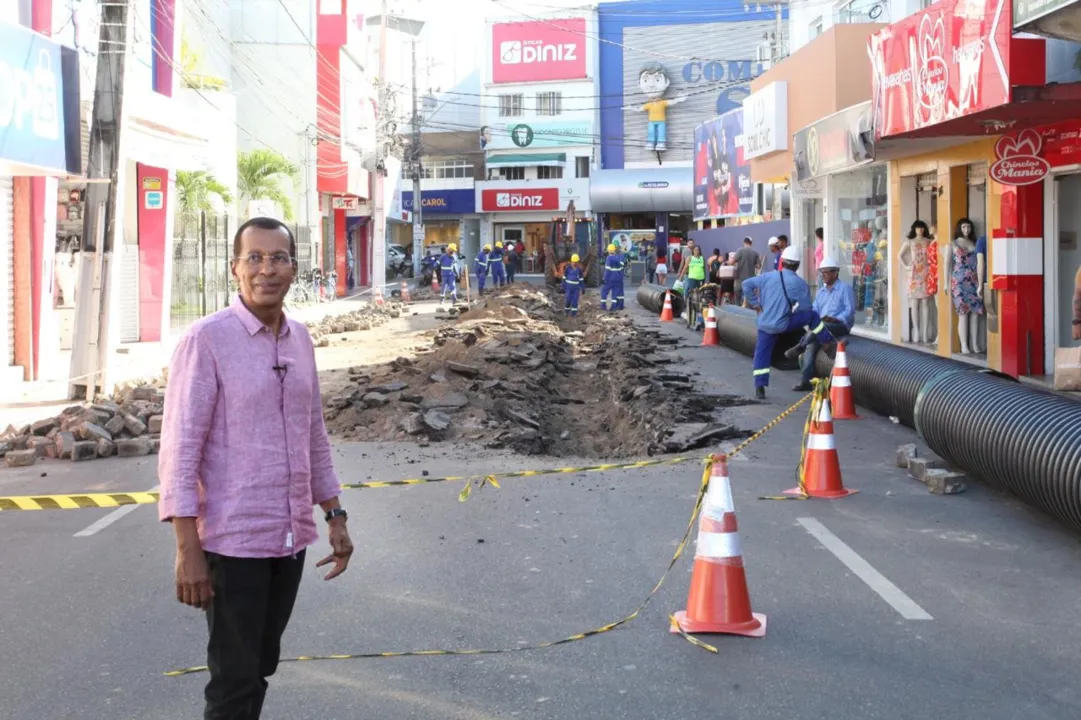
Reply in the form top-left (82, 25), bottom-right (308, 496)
top-left (491, 18), bottom-right (587, 85)
top-left (868, 0), bottom-right (1011, 138)
top-left (990, 129), bottom-right (1050, 186)
top-left (481, 187), bottom-right (560, 212)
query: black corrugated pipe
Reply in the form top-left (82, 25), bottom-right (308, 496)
top-left (913, 370), bottom-right (1081, 533)
top-left (811, 336), bottom-right (983, 428)
top-left (636, 284), bottom-right (685, 316)
top-left (713, 305), bottom-right (803, 371)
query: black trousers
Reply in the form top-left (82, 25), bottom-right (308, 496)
top-left (204, 550), bottom-right (305, 720)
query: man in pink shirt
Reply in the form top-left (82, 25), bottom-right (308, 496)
top-left (159, 217), bottom-right (354, 720)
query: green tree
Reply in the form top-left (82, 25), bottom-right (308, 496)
top-left (237, 149), bottom-right (299, 220)
top-left (179, 35), bottom-right (227, 91)
top-left (175, 170), bottom-right (233, 229)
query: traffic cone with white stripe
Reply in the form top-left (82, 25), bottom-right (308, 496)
top-left (671, 455), bottom-right (767, 638)
top-left (659, 290), bottom-right (675, 323)
top-left (785, 398), bottom-right (858, 499)
top-left (400, 279), bottom-right (412, 304)
top-left (701, 303), bottom-right (720, 346)
top-left (431, 274), bottom-right (439, 294)
top-left (829, 341), bottom-right (859, 420)
top-left (373, 284), bottom-right (385, 307)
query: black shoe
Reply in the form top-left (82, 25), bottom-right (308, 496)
top-left (784, 344), bottom-right (804, 360)
top-left (792, 381), bottom-right (814, 392)
top-left (755, 386), bottom-right (766, 400)
top-left (824, 342), bottom-right (838, 360)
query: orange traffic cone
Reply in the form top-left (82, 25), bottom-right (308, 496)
top-left (701, 304), bottom-right (720, 346)
top-left (829, 341), bottom-right (859, 420)
top-left (659, 290), bottom-right (675, 323)
top-left (373, 284), bottom-right (385, 306)
top-left (785, 398), bottom-right (858, 499)
top-left (400, 279), bottom-right (412, 304)
top-left (431, 274), bottom-right (439, 293)
top-left (671, 455), bottom-right (767, 638)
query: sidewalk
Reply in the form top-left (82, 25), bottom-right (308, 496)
top-left (0, 294), bottom-right (373, 430)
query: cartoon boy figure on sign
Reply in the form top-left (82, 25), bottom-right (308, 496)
top-left (630, 62), bottom-right (688, 153)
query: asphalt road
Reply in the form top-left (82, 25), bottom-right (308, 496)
top-left (2, 298), bottom-right (1081, 720)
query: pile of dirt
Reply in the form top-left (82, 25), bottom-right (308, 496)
top-left (323, 285), bottom-right (754, 458)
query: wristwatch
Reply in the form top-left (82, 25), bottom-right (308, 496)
top-left (325, 508), bottom-right (348, 523)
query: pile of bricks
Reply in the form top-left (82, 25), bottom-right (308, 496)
top-left (896, 444), bottom-right (967, 495)
top-left (1, 386), bottom-right (165, 468)
top-left (306, 303), bottom-right (406, 348)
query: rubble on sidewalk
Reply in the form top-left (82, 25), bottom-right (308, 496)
top-left (323, 285), bottom-right (755, 458)
top-left (302, 301), bottom-right (409, 347)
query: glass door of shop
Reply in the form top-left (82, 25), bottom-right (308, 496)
top-left (1051, 174), bottom-right (1081, 370)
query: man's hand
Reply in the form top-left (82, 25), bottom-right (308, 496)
top-left (316, 519), bottom-right (354, 580)
top-left (822, 316), bottom-right (837, 323)
top-left (175, 547), bottom-right (214, 610)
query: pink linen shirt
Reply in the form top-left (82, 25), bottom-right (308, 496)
top-left (157, 299), bottom-right (341, 558)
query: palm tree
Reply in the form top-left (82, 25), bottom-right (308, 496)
top-left (236, 149), bottom-right (299, 221)
top-left (175, 170), bottom-right (233, 231)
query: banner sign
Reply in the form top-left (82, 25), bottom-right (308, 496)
top-left (480, 187), bottom-right (561, 212)
top-left (491, 18), bottom-right (587, 84)
top-left (868, 0), bottom-right (1012, 138)
top-left (402, 189), bottom-right (476, 214)
top-left (692, 108), bottom-right (753, 221)
top-left (793, 102), bottom-right (875, 182)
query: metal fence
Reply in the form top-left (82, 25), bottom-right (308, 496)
top-left (171, 212), bottom-right (232, 331)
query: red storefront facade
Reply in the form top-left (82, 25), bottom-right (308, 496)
top-left (869, 0), bottom-right (1081, 379)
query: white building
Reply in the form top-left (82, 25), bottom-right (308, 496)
top-left (476, 10), bottom-right (599, 262)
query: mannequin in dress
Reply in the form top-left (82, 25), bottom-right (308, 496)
top-left (947, 217), bottom-right (985, 354)
top-left (870, 215), bottom-right (889, 327)
top-left (899, 220), bottom-right (935, 343)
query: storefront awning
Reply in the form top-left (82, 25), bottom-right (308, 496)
top-left (589, 167), bottom-right (693, 213)
top-left (487, 153), bottom-right (566, 166)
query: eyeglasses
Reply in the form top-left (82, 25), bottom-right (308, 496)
top-left (235, 252), bottom-right (293, 268)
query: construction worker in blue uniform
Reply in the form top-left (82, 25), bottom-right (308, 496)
top-left (475, 244), bottom-right (491, 295)
top-left (601, 243), bottom-right (626, 312)
top-left (562, 253), bottom-right (583, 317)
top-left (740, 245), bottom-right (836, 400)
top-left (489, 241), bottom-right (507, 287)
top-left (439, 243), bottom-right (459, 304)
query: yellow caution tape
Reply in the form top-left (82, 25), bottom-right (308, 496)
top-left (758, 378), bottom-right (831, 501)
top-left (164, 392), bottom-right (816, 675)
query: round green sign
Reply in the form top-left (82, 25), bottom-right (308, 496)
top-left (510, 124), bottom-right (535, 148)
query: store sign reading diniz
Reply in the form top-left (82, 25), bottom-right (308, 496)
top-left (491, 18), bottom-right (587, 84)
top-left (867, 0), bottom-right (1011, 138)
top-left (481, 188), bottom-right (560, 211)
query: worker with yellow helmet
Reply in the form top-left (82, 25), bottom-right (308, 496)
top-left (439, 243), bottom-right (459, 304)
top-left (562, 253), bottom-right (583, 317)
top-left (474, 243), bottom-right (492, 295)
top-left (601, 241), bottom-right (627, 312)
top-left (488, 240), bottom-right (507, 287)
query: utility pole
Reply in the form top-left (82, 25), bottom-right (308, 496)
top-left (69, 0), bottom-right (131, 400)
top-left (410, 38), bottom-right (423, 276)
top-left (370, 0), bottom-right (389, 294)
top-left (773, 2), bottom-right (785, 64)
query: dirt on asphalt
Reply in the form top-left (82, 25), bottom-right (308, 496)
top-left (322, 285), bottom-right (754, 458)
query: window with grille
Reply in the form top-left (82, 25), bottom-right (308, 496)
top-left (536, 92), bottom-right (562, 116)
top-left (426, 160), bottom-right (474, 179)
top-left (538, 165), bottom-right (563, 179)
top-left (498, 94), bottom-right (524, 117)
top-left (495, 167), bottom-right (525, 180)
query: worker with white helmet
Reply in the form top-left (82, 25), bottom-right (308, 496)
top-left (739, 244), bottom-right (837, 399)
top-left (488, 241), bottom-right (507, 287)
top-left (787, 254), bottom-right (856, 391)
top-left (439, 243), bottom-right (459, 304)
top-left (766, 237), bottom-right (781, 272)
top-left (474, 244), bottom-right (491, 296)
top-left (563, 253), bottom-right (583, 317)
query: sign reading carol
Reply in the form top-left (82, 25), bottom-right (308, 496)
top-left (0, 20), bottom-right (77, 174)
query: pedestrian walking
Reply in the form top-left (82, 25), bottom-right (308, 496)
top-left (439, 243), bottom-right (459, 304)
top-left (563, 253), bottom-right (583, 317)
top-left (489, 241), bottom-right (507, 287)
top-left (788, 256), bottom-right (854, 391)
top-left (733, 237), bottom-right (759, 306)
top-left (158, 216), bottom-right (354, 720)
top-left (718, 252), bottom-right (737, 305)
top-left (475, 244), bottom-right (490, 296)
top-left (655, 246), bottom-right (669, 286)
top-left (601, 243), bottom-right (626, 311)
top-left (679, 245), bottom-right (707, 322)
top-left (740, 245), bottom-right (836, 399)
top-left (505, 244), bottom-right (517, 284)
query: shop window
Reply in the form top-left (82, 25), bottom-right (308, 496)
top-left (498, 94), bottom-right (523, 117)
top-left (492, 166), bottom-right (525, 181)
top-left (536, 92), bottom-right (563, 116)
top-left (576, 156), bottom-right (590, 178)
top-left (537, 166), bottom-right (563, 179)
top-left (897, 173), bottom-right (940, 346)
top-left (834, 164), bottom-right (888, 335)
top-left (966, 162), bottom-right (987, 232)
top-left (943, 162), bottom-right (989, 358)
